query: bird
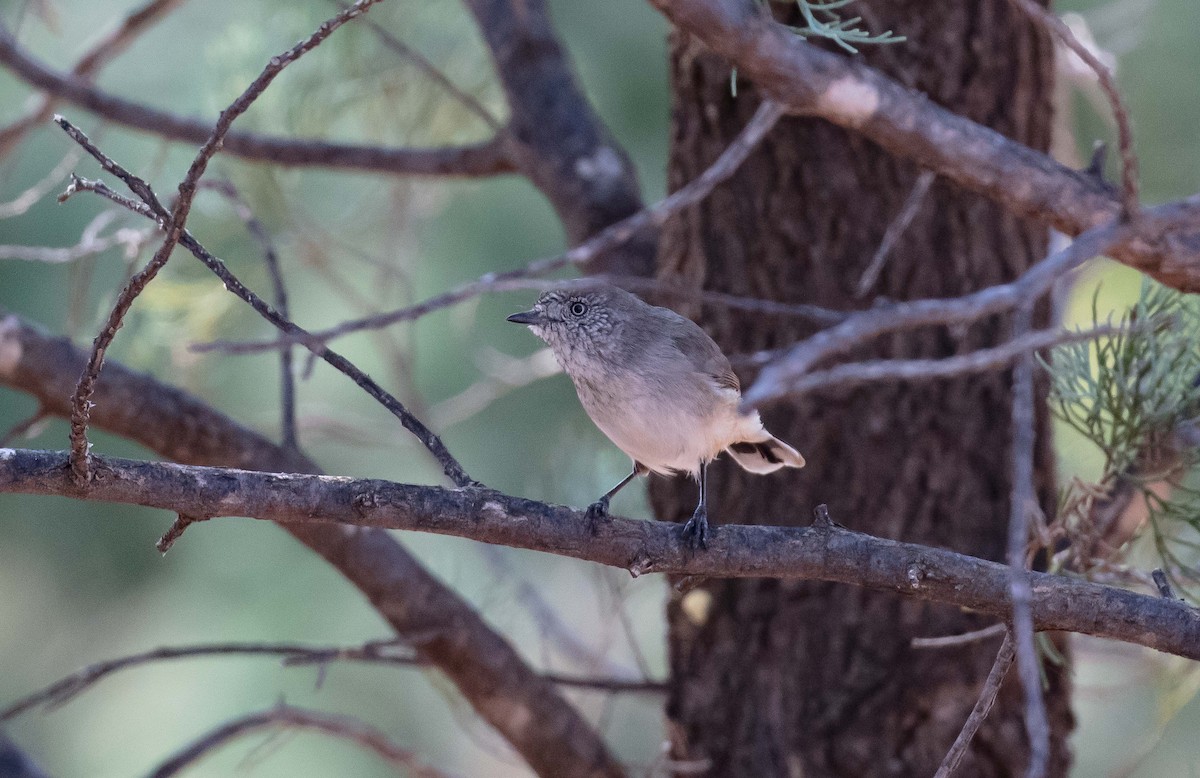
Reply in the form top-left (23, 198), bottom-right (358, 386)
top-left (507, 282), bottom-right (804, 548)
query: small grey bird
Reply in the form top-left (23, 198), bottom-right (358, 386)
top-left (507, 283), bottom-right (804, 548)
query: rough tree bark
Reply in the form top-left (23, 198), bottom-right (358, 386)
top-left (651, 1), bottom-right (1071, 775)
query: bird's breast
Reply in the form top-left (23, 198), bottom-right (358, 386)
top-left (569, 370), bottom-right (741, 476)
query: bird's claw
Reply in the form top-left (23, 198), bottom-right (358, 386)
top-left (681, 508), bottom-right (709, 550)
top-left (584, 497), bottom-right (610, 534)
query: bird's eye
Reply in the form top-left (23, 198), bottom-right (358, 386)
top-left (569, 301), bottom-right (587, 317)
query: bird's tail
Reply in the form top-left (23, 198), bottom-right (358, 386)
top-left (725, 435), bottom-right (805, 474)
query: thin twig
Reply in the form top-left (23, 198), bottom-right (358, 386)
top-left (0, 212), bottom-right (150, 263)
top-left (0, 22), bottom-right (513, 177)
top-left (855, 170), bottom-right (936, 298)
top-left (201, 180), bottom-right (298, 452)
top-left (56, 156), bottom-right (475, 487)
top-left (63, 0), bottom-right (383, 484)
top-left (330, 0), bottom-right (501, 131)
top-left (912, 622), bottom-right (1007, 650)
top-left (432, 348), bottom-right (561, 427)
top-left (932, 632), bottom-right (1016, 778)
top-left (0, 0), bottom-right (187, 160)
top-left (751, 324), bottom-right (1125, 396)
top-left (0, 639), bottom-right (665, 723)
top-left (147, 703), bottom-right (458, 778)
top-left (1151, 568), bottom-right (1178, 600)
top-left (194, 272), bottom-right (846, 356)
top-left (0, 407), bottom-right (49, 447)
top-left (0, 148), bottom-right (82, 217)
top-left (1007, 0), bottom-right (1139, 218)
top-left (189, 99), bottom-right (787, 354)
top-left (155, 513), bottom-right (206, 553)
top-left (1007, 299), bottom-right (1050, 778)
top-left (744, 219), bottom-right (1124, 408)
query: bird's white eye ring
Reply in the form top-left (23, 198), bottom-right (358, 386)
top-left (569, 301), bottom-right (587, 317)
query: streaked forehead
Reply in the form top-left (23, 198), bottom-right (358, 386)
top-left (537, 287), bottom-right (598, 306)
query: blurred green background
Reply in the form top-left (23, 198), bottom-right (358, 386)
top-left (0, 0), bottom-right (1197, 775)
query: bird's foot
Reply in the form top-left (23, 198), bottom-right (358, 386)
top-left (681, 507), bottom-right (709, 550)
top-left (584, 497), bottom-right (611, 534)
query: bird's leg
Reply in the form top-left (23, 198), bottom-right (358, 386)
top-left (682, 461), bottom-right (709, 549)
top-left (586, 462), bottom-right (647, 531)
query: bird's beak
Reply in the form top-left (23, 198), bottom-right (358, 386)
top-left (506, 310), bottom-right (542, 325)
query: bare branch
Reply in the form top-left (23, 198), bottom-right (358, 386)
top-left (64, 0), bottom-right (386, 484)
top-left (0, 148), bottom-right (82, 218)
top-left (462, 0), bottom-right (652, 274)
top-left (3, 450), bottom-right (1198, 662)
top-left (855, 170), bottom-right (936, 298)
top-left (1007, 0), bottom-right (1139, 218)
top-left (645, 0), bottom-right (1200, 291)
top-left (432, 348), bottom-right (561, 428)
top-left (0, 407), bottom-right (49, 448)
top-left (743, 201), bottom-right (1200, 408)
top-left (0, 314), bottom-right (625, 778)
top-left (0, 0), bottom-right (187, 160)
top-left (0, 23), bottom-right (513, 177)
top-left (933, 632), bottom-right (1016, 778)
top-left (200, 180), bottom-right (298, 452)
top-left (191, 101), bottom-right (789, 355)
top-left (754, 324), bottom-right (1123, 397)
top-left (56, 121), bottom-right (476, 488)
top-left (1152, 569), bottom-right (1179, 600)
top-left (332, 0), bottom-right (501, 131)
top-left (911, 623), bottom-right (1007, 650)
top-left (155, 512), bottom-right (206, 553)
top-left (1, 639), bottom-right (664, 723)
top-left (0, 209), bottom-right (150, 263)
top-left (1007, 301), bottom-right (1050, 778)
top-left (147, 703), bottom-right (458, 778)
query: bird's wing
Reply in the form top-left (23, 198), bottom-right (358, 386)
top-left (670, 318), bottom-right (740, 394)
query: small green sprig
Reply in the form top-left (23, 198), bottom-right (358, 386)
top-left (734, 1), bottom-right (905, 94)
top-left (790, 0), bottom-right (905, 54)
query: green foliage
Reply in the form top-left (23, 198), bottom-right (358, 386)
top-left (1044, 278), bottom-right (1200, 597)
top-left (787, 0), bottom-right (905, 53)
top-left (734, 1), bottom-right (904, 94)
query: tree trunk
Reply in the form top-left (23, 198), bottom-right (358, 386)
top-left (651, 2), bottom-right (1072, 775)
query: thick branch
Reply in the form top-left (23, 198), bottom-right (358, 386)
top-left (0, 23), bottom-right (513, 178)
top-left (1, 448), bottom-right (1197, 661)
top-left (646, 0), bottom-right (1200, 291)
top-left (463, 0), bottom-right (655, 275)
top-left (0, 315), bottom-right (622, 778)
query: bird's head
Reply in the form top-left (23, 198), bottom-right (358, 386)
top-left (506, 283), bottom-right (640, 361)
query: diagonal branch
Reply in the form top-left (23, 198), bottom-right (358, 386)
top-left (0, 314), bottom-right (624, 778)
top-left (194, 100), bottom-right (786, 355)
top-left (1006, 0), bottom-right (1138, 218)
top-left (1, 448), bottom-right (1198, 662)
top-left (933, 632), bottom-right (1016, 778)
top-left (645, 0), bottom-right (1200, 291)
top-left (0, 22), bottom-right (513, 177)
top-left (56, 121), bottom-right (474, 487)
top-left (147, 703), bottom-right (458, 778)
top-left (64, 0), bottom-right (386, 483)
top-left (0, 0), bottom-right (188, 160)
top-left (744, 200), bottom-right (1200, 408)
top-left (462, 0), bottom-right (654, 275)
